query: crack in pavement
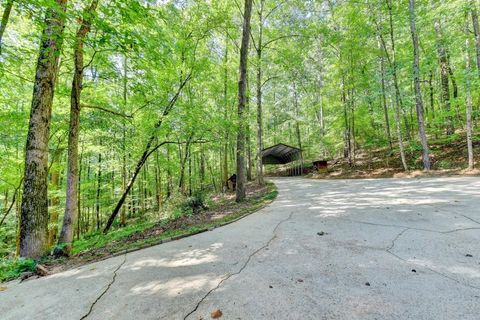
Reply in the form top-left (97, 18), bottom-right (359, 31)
top-left (79, 252), bottom-right (128, 320)
top-left (182, 212), bottom-right (295, 320)
top-left (386, 227), bottom-right (410, 251)
top-left (385, 250), bottom-right (480, 291)
top-left (425, 205), bottom-right (480, 226)
top-left (461, 214), bottom-right (480, 225)
top-left (384, 229), bottom-right (480, 291)
top-left (337, 217), bottom-right (480, 234)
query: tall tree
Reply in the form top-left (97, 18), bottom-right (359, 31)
top-left (236, 0), bottom-right (253, 202)
top-left (470, 0), bottom-right (480, 78)
top-left (56, 0), bottom-right (99, 256)
top-left (379, 39), bottom-right (393, 152)
top-left (255, 0), bottom-right (265, 186)
top-left (384, 0), bottom-right (411, 140)
top-left (19, 0), bottom-right (68, 258)
top-left (409, 0), bottom-right (430, 171)
top-left (222, 31), bottom-right (229, 189)
top-left (465, 23), bottom-right (474, 169)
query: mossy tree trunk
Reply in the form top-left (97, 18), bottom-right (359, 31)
top-left (20, 0), bottom-right (68, 259)
top-left (236, 0), bottom-right (253, 202)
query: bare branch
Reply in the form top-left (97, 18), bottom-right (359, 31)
top-left (81, 104), bottom-right (133, 118)
top-left (262, 75), bottom-right (279, 88)
top-left (262, 34), bottom-right (301, 49)
top-left (264, 0), bottom-right (287, 21)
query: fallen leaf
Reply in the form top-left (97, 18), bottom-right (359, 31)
top-left (0, 286), bottom-right (7, 292)
top-left (211, 309), bottom-right (222, 319)
top-left (297, 279), bottom-right (304, 283)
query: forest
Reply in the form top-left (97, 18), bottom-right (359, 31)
top-left (0, 0), bottom-right (479, 278)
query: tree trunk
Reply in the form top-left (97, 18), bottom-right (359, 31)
top-left (465, 32), bottom-right (475, 169)
top-left (246, 73), bottom-right (253, 181)
top-left (386, 0), bottom-right (411, 141)
top-left (0, 0), bottom-right (13, 55)
top-left (236, 0), bottom-right (253, 202)
top-left (222, 32), bottom-right (229, 189)
top-left (2, 190), bottom-right (8, 217)
top-left (47, 169), bottom-right (60, 247)
top-left (447, 58), bottom-right (460, 122)
top-left (56, 0), bottom-right (98, 256)
top-left (350, 88), bottom-right (356, 166)
top-left (409, 0), bottom-right (431, 170)
top-left (471, 1), bottom-right (480, 78)
top-left (379, 39), bottom-right (393, 152)
top-left (96, 152), bottom-right (102, 230)
top-left (154, 139), bottom-right (161, 211)
top-left (256, 0), bottom-right (265, 186)
top-left (433, 19), bottom-right (454, 135)
top-left (20, 0), bottom-right (68, 258)
top-left (86, 159), bottom-right (91, 232)
top-left (293, 82), bottom-right (304, 172)
top-left (341, 76), bottom-right (350, 160)
top-left (76, 150), bottom-right (82, 240)
top-left (188, 146), bottom-right (192, 196)
top-left (391, 95), bottom-right (408, 171)
top-left (178, 135), bottom-right (193, 194)
top-left (428, 70), bottom-right (435, 120)
top-left (121, 54), bottom-right (128, 226)
top-left (318, 96), bottom-right (325, 137)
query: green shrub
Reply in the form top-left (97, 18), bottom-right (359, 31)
top-left (171, 207), bottom-right (188, 220)
top-left (0, 257), bottom-right (37, 282)
top-left (181, 190), bottom-right (208, 215)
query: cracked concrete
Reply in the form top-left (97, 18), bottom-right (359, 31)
top-left (1, 177), bottom-right (479, 319)
top-left (183, 212), bottom-right (295, 320)
top-left (80, 252), bottom-right (127, 320)
top-left (461, 214), bottom-right (480, 225)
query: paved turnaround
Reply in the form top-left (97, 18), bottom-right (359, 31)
top-left (1, 177), bottom-right (480, 320)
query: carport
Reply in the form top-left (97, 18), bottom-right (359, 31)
top-left (262, 143), bottom-right (303, 176)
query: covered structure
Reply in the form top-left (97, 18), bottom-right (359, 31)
top-left (262, 143), bottom-right (303, 176)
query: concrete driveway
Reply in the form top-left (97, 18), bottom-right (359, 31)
top-left (1, 177), bottom-right (480, 319)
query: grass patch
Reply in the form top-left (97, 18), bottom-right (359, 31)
top-left (72, 220), bottom-right (156, 255)
top-left (0, 181), bottom-right (278, 281)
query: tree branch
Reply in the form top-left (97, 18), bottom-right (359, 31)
top-left (262, 34), bottom-right (301, 49)
top-left (264, 0), bottom-right (287, 21)
top-left (262, 75), bottom-right (279, 88)
top-left (81, 104), bottom-right (133, 118)
top-left (0, 178), bottom-right (22, 227)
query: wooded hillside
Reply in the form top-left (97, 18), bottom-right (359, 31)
top-left (0, 0), bottom-right (478, 264)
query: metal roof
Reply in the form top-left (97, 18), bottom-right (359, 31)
top-left (262, 143), bottom-right (302, 165)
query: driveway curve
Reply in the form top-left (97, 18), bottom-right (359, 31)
top-left (1, 177), bottom-right (480, 319)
